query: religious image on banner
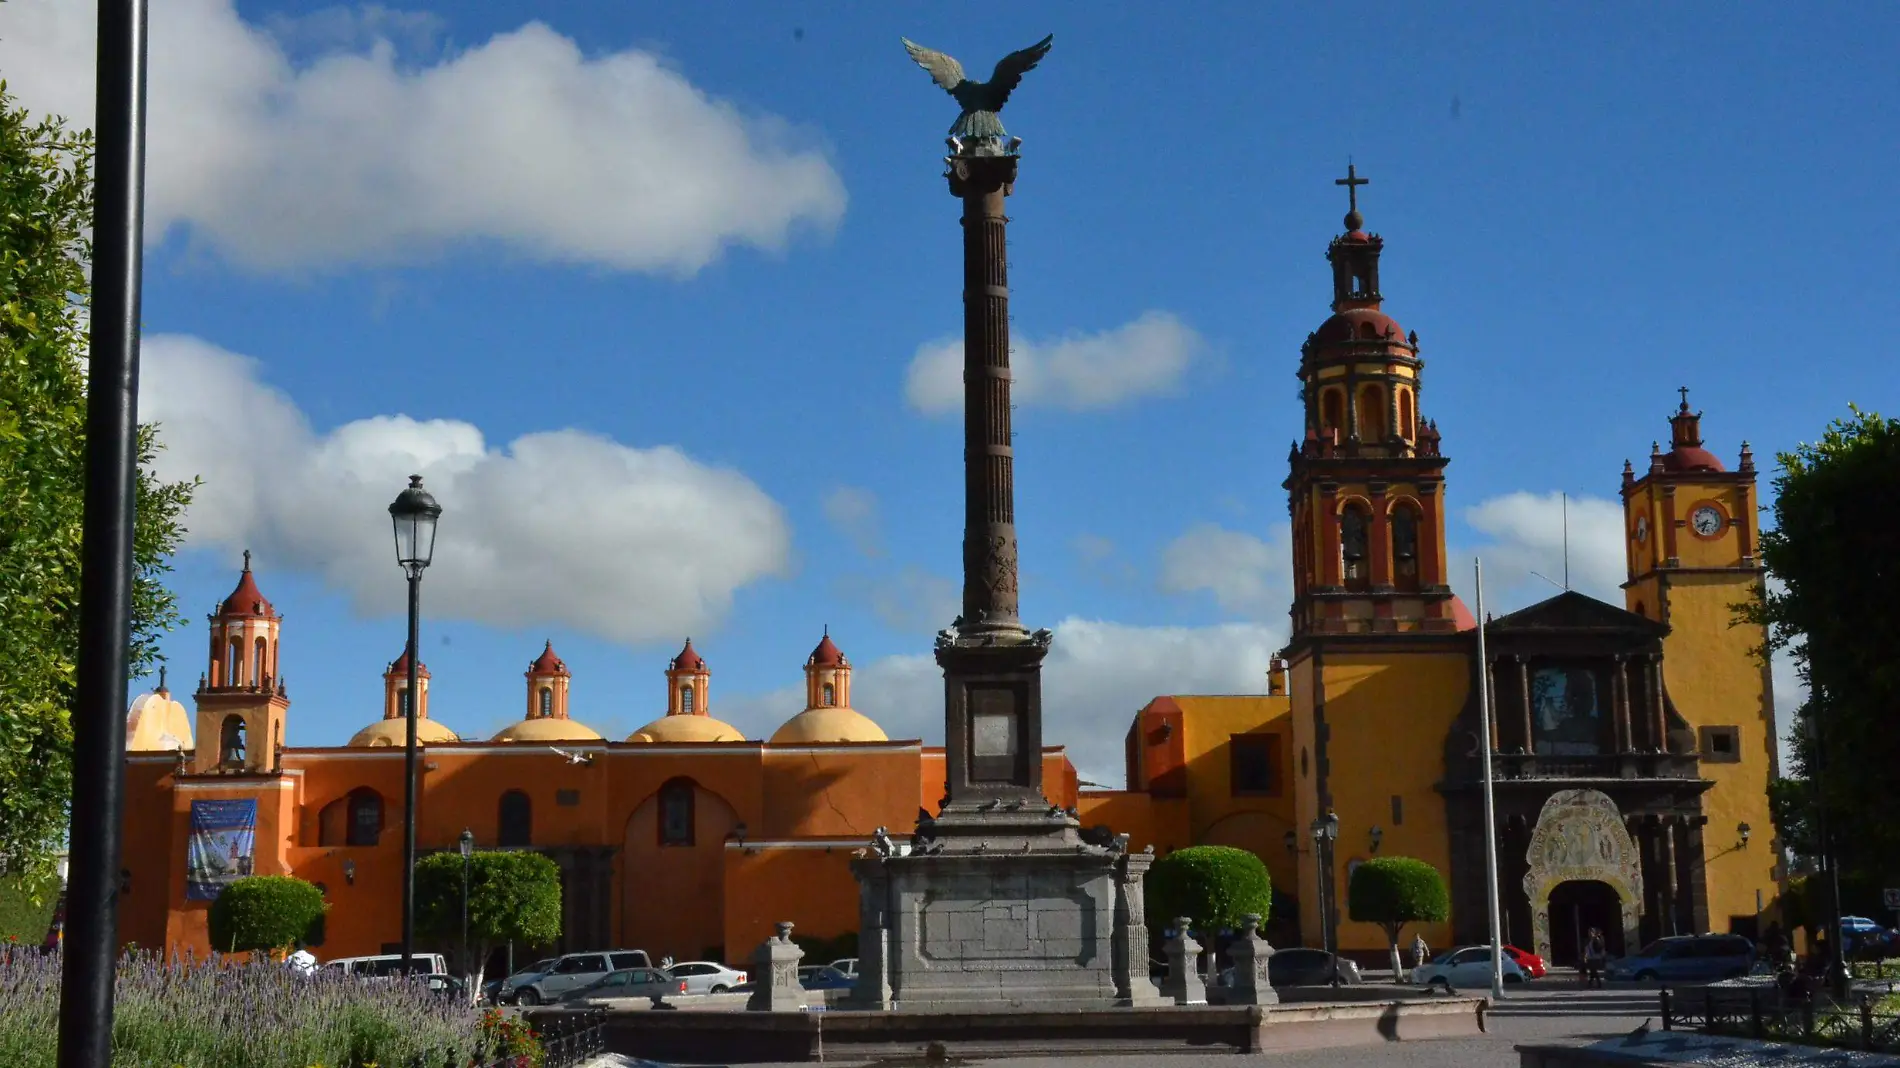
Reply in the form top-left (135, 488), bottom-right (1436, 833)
top-left (186, 799), bottom-right (257, 901)
top-left (1532, 665), bottom-right (1604, 756)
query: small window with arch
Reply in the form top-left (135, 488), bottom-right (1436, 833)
top-left (538, 687), bottom-right (553, 717)
top-left (1340, 505), bottom-right (1371, 591)
top-left (680, 684), bottom-right (696, 714)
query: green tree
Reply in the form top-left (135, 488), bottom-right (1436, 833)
top-left (207, 875), bottom-right (327, 954)
top-left (1347, 856), bottom-right (1450, 982)
top-left (0, 82), bottom-right (198, 885)
top-left (415, 849), bottom-right (562, 994)
top-left (0, 870), bottom-right (59, 944)
top-left (1741, 406), bottom-right (1900, 874)
top-left (1145, 845), bottom-right (1273, 937)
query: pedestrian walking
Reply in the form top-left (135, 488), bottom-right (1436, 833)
top-left (1583, 928), bottom-right (1608, 989)
top-left (1412, 934), bottom-right (1429, 971)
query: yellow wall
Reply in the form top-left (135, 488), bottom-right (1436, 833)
top-left (1307, 650), bottom-right (1469, 953)
top-left (1171, 696), bottom-right (1298, 896)
top-left (1658, 571), bottom-right (1781, 932)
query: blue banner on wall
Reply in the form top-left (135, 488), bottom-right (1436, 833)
top-left (186, 799), bottom-right (257, 901)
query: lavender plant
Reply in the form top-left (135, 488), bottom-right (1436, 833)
top-left (0, 945), bottom-right (498, 1067)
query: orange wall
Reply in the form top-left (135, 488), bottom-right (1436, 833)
top-left (722, 845), bottom-right (862, 962)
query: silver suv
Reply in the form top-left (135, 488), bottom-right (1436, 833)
top-left (508, 950), bottom-right (651, 1005)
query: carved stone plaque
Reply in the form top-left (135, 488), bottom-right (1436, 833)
top-left (969, 684), bottom-right (1021, 782)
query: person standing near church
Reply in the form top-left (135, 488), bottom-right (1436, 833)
top-left (1583, 928), bottom-right (1608, 988)
top-left (1413, 934), bottom-right (1429, 971)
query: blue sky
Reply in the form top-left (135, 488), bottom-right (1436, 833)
top-left (4, 2), bottom-right (1891, 781)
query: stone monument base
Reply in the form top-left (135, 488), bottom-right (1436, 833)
top-left (850, 807), bottom-right (1165, 1010)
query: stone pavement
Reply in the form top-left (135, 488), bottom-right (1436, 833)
top-left (733, 981), bottom-right (1663, 1068)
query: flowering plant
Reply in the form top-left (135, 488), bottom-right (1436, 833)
top-left (474, 1009), bottom-right (544, 1068)
top-left (0, 949), bottom-right (494, 1067)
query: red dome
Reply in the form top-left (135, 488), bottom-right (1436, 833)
top-left (528, 640), bottom-right (568, 676)
top-left (807, 633), bottom-right (846, 668)
top-left (1661, 446), bottom-right (1726, 474)
top-left (670, 639), bottom-right (706, 673)
top-left (1312, 307), bottom-right (1409, 347)
top-left (1449, 595), bottom-right (1478, 632)
top-left (217, 555), bottom-right (276, 618)
top-left (385, 649), bottom-right (431, 679)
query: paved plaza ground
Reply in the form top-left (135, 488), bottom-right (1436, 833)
top-left (736, 980), bottom-right (1663, 1068)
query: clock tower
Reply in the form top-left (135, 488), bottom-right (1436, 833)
top-left (1621, 389), bottom-right (1762, 624)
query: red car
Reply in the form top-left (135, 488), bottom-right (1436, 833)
top-left (1504, 945), bottom-right (1547, 979)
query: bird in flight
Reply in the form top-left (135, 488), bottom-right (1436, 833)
top-left (901, 34), bottom-right (1054, 146)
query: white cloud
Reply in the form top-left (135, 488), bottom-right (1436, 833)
top-left (1454, 492), bottom-right (1628, 609)
top-left (905, 311), bottom-right (1203, 415)
top-left (1158, 523), bottom-right (1293, 620)
top-left (0, 0), bottom-right (845, 274)
top-left (834, 567), bottom-right (960, 635)
top-left (140, 335), bottom-right (792, 643)
top-left (719, 618), bottom-right (1285, 784)
top-left (822, 486), bottom-right (883, 559)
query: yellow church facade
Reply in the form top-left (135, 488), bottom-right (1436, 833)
top-left (1122, 190), bottom-right (1781, 967)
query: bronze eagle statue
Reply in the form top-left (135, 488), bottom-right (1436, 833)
top-left (901, 34), bottom-right (1053, 149)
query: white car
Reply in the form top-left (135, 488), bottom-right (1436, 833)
top-left (829, 958), bottom-right (858, 978)
top-left (1410, 945), bottom-right (1527, 992)
top-left (668, 960), bottom-right (748, 994)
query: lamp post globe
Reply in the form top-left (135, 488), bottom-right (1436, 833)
top-left (388, 475), bottom-right (442, 978)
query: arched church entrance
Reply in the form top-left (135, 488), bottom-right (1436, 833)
top-left (1546, 880), bottom-right (1626, 967)
top-left (619, 779), bottom-right (739, 965)
top-left (1522, 789), bottom-right (1642, 966)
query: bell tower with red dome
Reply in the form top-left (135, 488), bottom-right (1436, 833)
top-left (191, 551), bottom-right (291, 774)
top-left (1283, 166), bottom-right (1461, 638)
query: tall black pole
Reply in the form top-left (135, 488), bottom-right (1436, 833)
top-left (460, 852), bottom-right (470, 990)
top-left (58, 3), bottom-right (148, 1066)
top-left (401, 572), bottom-right (421, 973)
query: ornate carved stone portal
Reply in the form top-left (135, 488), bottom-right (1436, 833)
top-left (1522, 789), bottom-right (1644, 962)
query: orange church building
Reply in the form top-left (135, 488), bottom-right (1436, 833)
top-left (117, 193), bottom-right (1780, 972)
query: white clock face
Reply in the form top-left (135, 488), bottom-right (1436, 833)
top-left (1691, 506), bottom-right (1724, 536)
top-left (1634, 516), bottom-right (1648, 544)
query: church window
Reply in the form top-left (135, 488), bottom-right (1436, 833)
top-left (1391, 795), bottom-right (1404, 826)
top-left (1698, 726), bottom-right (1741, 764)
top-left (498, 790), bottom-right (533, 847)
top-left (1340, 505), bottom-right (1371, 591)
top-left (1398, 389), bottom-right (1416, 440)
top-left (226, 639), bottom-right (242, 687)
top-left (398, 687), bottom-right (411, 717)
top-left (1229, 735), bottom-right (1280, 797)
top-left (1320, 389), bottom-right (1344, 433)
top-left (659, 779), bottom-right (695, 847)
top-left (345, 788), bottom-right (382, 847)
top-left (822, 682), bottom-right (835, 707)
top-left (1634, 601), bottom-right (1646, 618)
top-left (680, 684), bottom-right (696, 714)
top-left (219, 715), bottom-right (246, 768)
top-left (1357, 385), bottom-right (1384, 439)
top-left (1391, 505), bottom-right (1421, 592)
top-left (538, 687), bottom-right (553, 717)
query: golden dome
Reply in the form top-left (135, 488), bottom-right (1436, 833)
top-left (348, 717), bottom-right (461, 747)
top-left (626, 714), bottom-right (746, 744)
top-left (126, 689), bottom-right (194, 752)
top-left (492, 717), bottom-right (605, 743)
top-left (769, 706), bottom-right (888, 745)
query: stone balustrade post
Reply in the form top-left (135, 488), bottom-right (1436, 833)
top-left (1226, 913), bottom-right (1278, 1005)
top-left (745, 921), bottom-right (808, 1012)
top-left (1161, 918), bottom-right (1207, 1005)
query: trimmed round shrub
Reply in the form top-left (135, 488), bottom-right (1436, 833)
top-left (207, 875), bottom-right (327, 954)
top-left (1346, 856), bottom-right (1449, 937)
top-left (1146, 845), bottom-right (1272, 933)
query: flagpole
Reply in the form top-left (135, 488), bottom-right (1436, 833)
top-left (1475, 557), bottom-right (1506, 1000)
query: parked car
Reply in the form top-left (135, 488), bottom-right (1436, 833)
top-left (419, 974), bottom-right (468, 1001)
top-left (1411, 946), bottom-right (1528, 991)
top-left (1604, 935), bottom-right (1754, 984)
top-left (562, 967), bottom-right (685, 1004)
top-left (484, 958), bottom-right (556, 1005)
top-left (829, 958), bottom-right (859, 978)
top-left (668, 960), bottom-right (749, 994)
top-left (800, 966), bottom-right (856, 991)
top-left (320, 953), bottom-right (449, 978)
top-left (509, 951), bottom-right (653, 1005)
top-left (1218, 947), bottom-right (1364, 989)
top-left (1504, 944), bottom-right (1548, 979)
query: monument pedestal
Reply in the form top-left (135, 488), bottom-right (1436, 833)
top-left (850, 826), bottom-right (1164, 1010)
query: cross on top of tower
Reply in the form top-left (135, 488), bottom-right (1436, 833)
top-left (1336, 162), bottom-right (1369, 230)
top-left (1678, 386), bottom-right (1691, 411)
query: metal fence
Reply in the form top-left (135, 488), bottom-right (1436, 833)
top-left (1661, 985), bottom-right (1900, 1053)
top-left (405, 1007), bottom-right (606, 1068)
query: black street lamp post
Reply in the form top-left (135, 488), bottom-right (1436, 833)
top-left (458, 828), bottom-right (475, 996)
top-left (58, 3), bottom-right (149, 1066)
top-left (1310, 811), bottom-right (1341, 986)
top-left (389, 475), bottom-right (441, 976)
